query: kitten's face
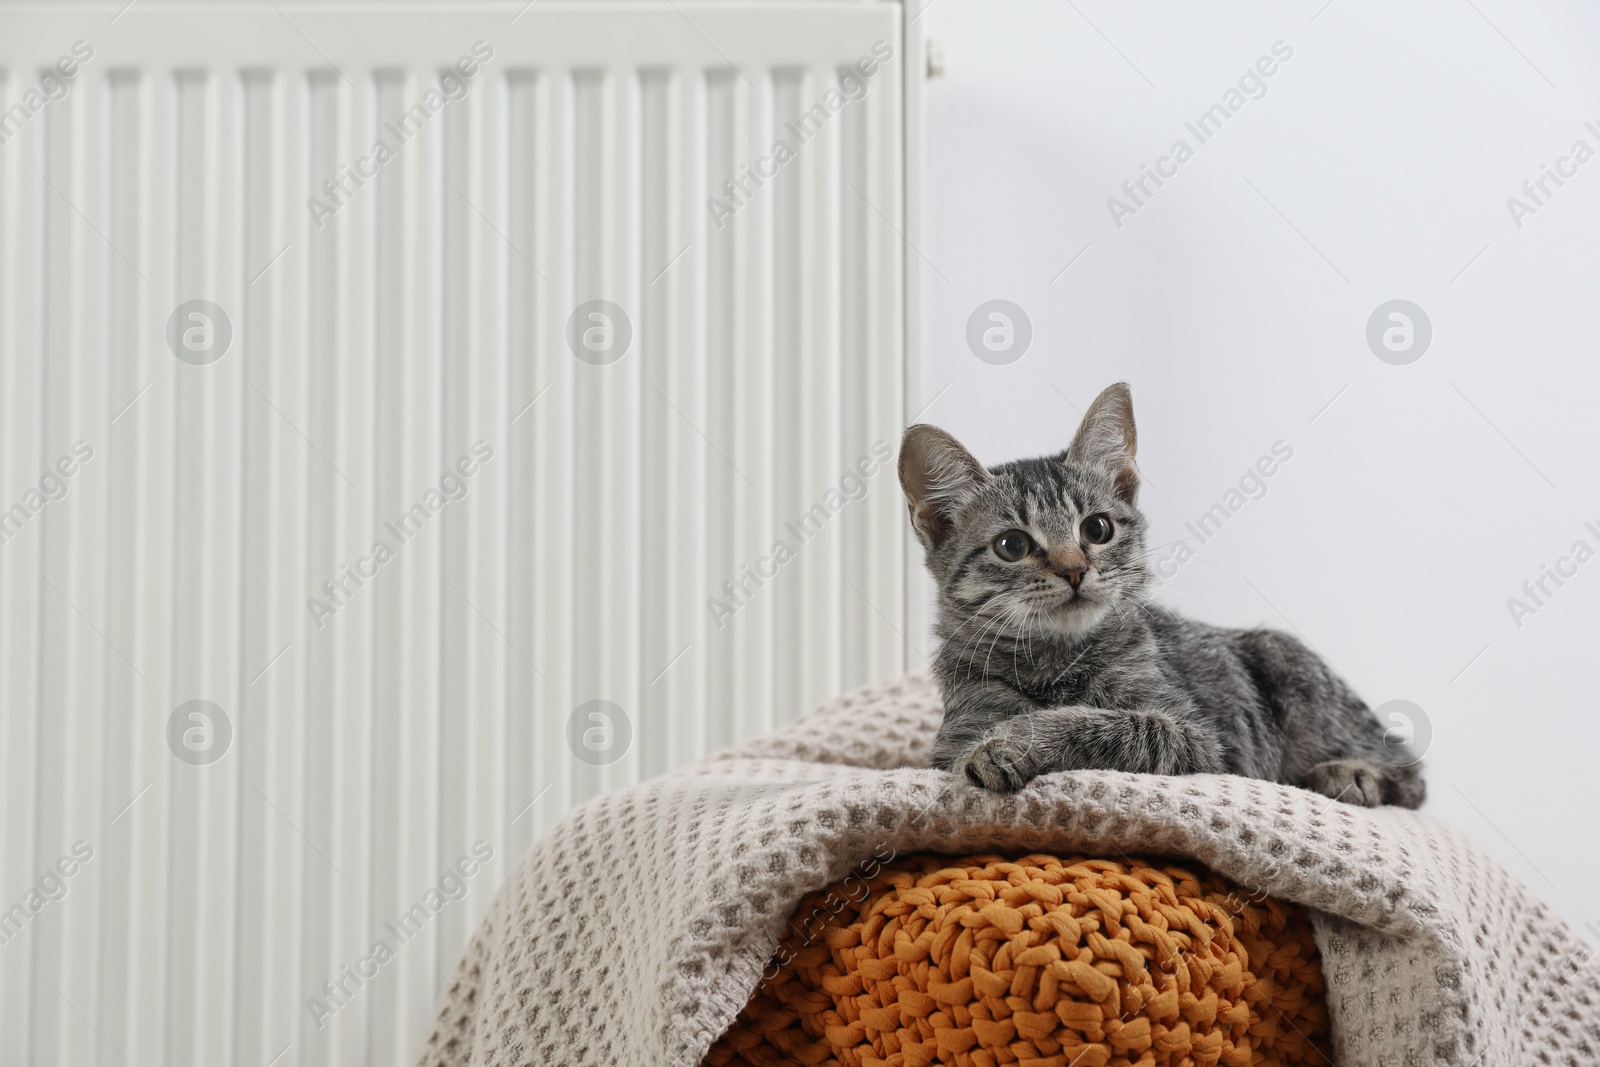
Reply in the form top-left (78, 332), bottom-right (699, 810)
top-left (931, 457), bottom-right (1150, 639)
top-left (899, 383), bottom-right (1149, 643)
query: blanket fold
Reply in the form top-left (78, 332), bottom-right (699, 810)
top-left (419, 675), bottom-right (1598, 1067)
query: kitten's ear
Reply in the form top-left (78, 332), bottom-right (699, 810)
top-left (1065, 382), bottom-right (1139, 502)
top-left (899, 424), bottom-right (986, 551)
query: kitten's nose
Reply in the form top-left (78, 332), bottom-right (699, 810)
top-left (1057, 563), bottom-right (1087, 588)
top-left (1049, 546), bottom-right (1089, 588)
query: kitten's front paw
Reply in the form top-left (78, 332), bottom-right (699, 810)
top-left (959, 737), bottom-right (1036, 793)
top-left (1301, 759), bottom-right (1387, 807)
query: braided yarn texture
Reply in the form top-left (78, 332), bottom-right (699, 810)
top-left (417, 674), bottom-right (1600, 1067)
top-left (704, 852), bottom-right (1330, 1067)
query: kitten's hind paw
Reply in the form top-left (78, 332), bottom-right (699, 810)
top-left (1301, 759), bottom-right (1403, 808)
top-left (959, 737), bottom-right (1035, 793)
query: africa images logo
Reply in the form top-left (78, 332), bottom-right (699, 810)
top-left (1106, 40), bottom-right (1294, 229)
top-left (305, 41), bottom-right (495, 229)
top-left (0, 40), bottom-right (94, 146)
top-left (705, 40), bottom-right (895, 229)
top-left (305, 841), bottom-right (495, 1030)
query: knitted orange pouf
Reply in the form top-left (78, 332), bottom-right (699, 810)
top-left (704, 853), bottom-right (1331, 1067)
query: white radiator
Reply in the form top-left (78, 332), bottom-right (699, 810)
top-left (0, 2), bottom-right (922, 1063)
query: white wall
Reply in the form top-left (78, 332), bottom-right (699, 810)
top-left (915, 0), bottom-right (1600, 935)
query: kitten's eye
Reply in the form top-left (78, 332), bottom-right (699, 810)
top-left (992, 530), bottom-right (1033, 562)
top-left (1081, 515), bottom-right (1114, 545)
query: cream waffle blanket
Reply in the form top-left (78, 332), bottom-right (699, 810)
top-left (418, 675), bottom-right (1598, 1067)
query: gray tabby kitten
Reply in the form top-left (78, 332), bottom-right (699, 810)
top-left (899, 383), bottom-right (1424, 808)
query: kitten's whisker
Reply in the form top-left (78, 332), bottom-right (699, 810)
top-left (983, 602), bottom-right (1030, 681)
top-left (953, 607), bottom-right (1013, 684)
top-left (1185, 559), bottom-right (1236, 583)
top-left (1157, 565), bottom-right (1229, 595)
top-left (985, 601), bottom-right (1036, 684)
top-left (941, 600), bottom-right (1005, 646)
top-left (1106, 599), bottom-right (1139, 629)
top-left (1021, 602), bottom-right (1044, 668)
top-left (1124, 538), bottom-right (1191, 563)
top-left (1152, 584), bottom-right (1208, 608)
top-left (1009, 601), bottom-right (1041, 674)
top-left (1006, 604), bottom-right (1027, 677)
top-left (938, 615), bottom-right (985, 661)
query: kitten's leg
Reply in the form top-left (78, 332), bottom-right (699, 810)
top-left (1236, 629), bottom-right (1429, 809)
top-left (1302, 759), bottom-right (1426, 809)
top-left (960, 705), bottom-right (1225, 793)
top-left (1301, 759), bottom-right (1385, 807)
top-left (931, 678), bottom-right (1037, 775)
top-left (1384, 761), bottom-right (1427, 808)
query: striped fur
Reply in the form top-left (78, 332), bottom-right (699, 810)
top-left (899, 384), bottom-right (1424, 807)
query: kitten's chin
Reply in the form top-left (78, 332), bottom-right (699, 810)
top-left (1041, 599), bottom-right (1109, 640)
